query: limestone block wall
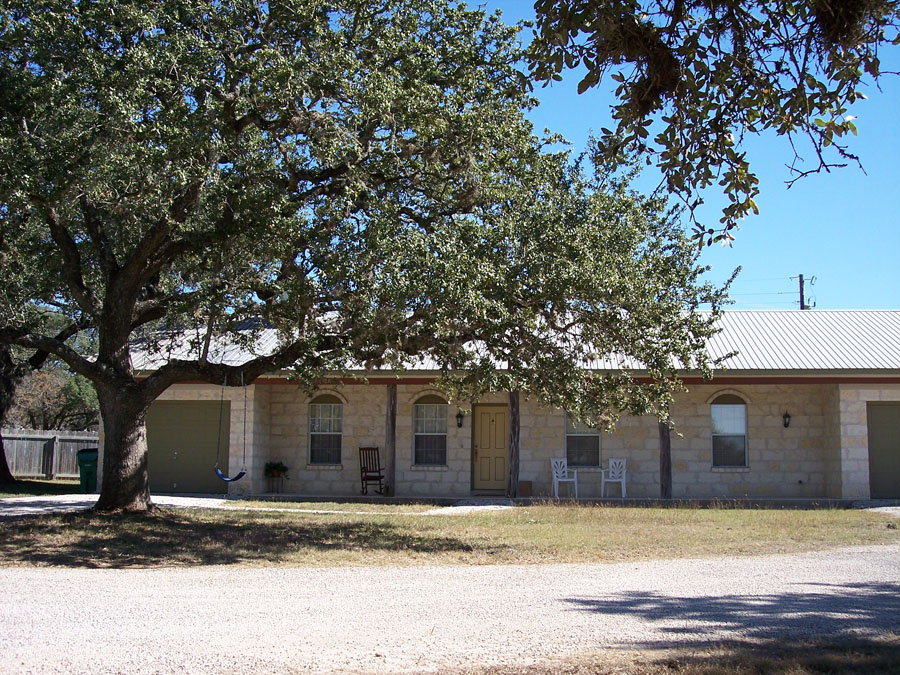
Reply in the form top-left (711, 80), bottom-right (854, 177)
top-left (517, 383), bottom-right (838, 499)
top-left (260, 380), bottom-right (843, 499)
top-left (834, 383), bottom-right (900, 499)
top-left (392, 385), bottom-right (477, 497)
top-left (242, 384), bottom-right (270, 496)
top-left (267, 382), bottom-right (383, 496)
top-left (511, 382), bottom-right (838, 499)
top-left (665, 383), bottom-right (833, 498)
top-left (149, 378), bottom-right (891, 500)
top-left (517, 400), bottom-right (659, 498)
top-left (823, 385), bottom-right (843, 498)
top-left (518, 399), bottom-right (565, 496)
top-left (263, 381), bottom-right (472, 498)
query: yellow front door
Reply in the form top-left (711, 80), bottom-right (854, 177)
top-left (473, 405), bottom-right (507, 490)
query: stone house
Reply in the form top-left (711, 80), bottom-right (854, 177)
top-left (139, 310), bottom-right (900, 500)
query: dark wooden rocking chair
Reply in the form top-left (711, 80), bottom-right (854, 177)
top-left (359, 446), bottom-right (385, 495)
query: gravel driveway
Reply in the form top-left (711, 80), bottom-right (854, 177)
top-left (2, 542), bottom-right (899, 674)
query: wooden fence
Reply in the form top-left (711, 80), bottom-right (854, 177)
top-left (2, 429), bottom-right (99, 479)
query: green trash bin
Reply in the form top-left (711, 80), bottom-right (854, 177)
top-left (76, 448), bottom-right (99, 493)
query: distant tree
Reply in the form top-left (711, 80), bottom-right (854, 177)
top-left (0, 324), bottom-right (83, 484)
top-left (0, 0), bottom-right (726, 510)
top-left (529, 0), bottom-right (900, 242)
top-left (8, 368), bottom-right (99, 431)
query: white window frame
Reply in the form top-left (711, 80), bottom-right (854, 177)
top-left (413, 396), bottom-right (448, 466)
top-left (309, 397), bottom-right (343, 465)
top-left (565, 414), bottom-right (601, 467)
top-left (710, 395), bottom-right (748, 468)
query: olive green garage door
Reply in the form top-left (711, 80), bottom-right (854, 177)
top-left (867, 402), bottom-right (900, 499)
top-left (146, 401), bottom-right (229, 494)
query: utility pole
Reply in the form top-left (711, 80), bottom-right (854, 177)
top-left (795, 274), bottom-right (816, 310)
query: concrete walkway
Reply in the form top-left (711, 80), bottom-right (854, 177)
top-left (2, 493), bottom-right (899, 518)
top-left (0, 493), bottom-right (228, 517)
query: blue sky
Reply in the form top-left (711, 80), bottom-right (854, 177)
top-left (483, 1), bottom-right (900, 310)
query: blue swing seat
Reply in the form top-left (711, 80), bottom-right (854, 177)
top-left (215, 467), bottom-right (246, 482)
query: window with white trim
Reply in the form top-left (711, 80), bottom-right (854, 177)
top-left (711, 394), bottom-right (747, 467)
top-left (413, 395), bottom-right (448, 466)
top-left (309, 394), bottom-right (342, 464)
top-left (565, 414), bottom-right (600, 467)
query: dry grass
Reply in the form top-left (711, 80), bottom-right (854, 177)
top-left (447, 503), bottom-right (900, 562)
top-left (236, 499), bottom-right (437, 514)
top-left (0, 502), bottom-right (897, 568)
top-left (475, 638), bottom-right (900, 674)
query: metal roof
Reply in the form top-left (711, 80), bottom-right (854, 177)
top-left (131, 310), bottom-right (900, 375)
top-left (706, 310), bottom-right (900, 372)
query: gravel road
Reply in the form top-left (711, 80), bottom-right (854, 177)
top-left (2, 543), bottom-right (899, 674)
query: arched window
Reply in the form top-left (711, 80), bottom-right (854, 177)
top-left (413, 394), bottom-right (448, 466)
top-left (309, 394), bottom-right (342, 465)
top-left (565, 414), bottom-right (600, 467)
top-left (711, 394), bottom-right (747, 467)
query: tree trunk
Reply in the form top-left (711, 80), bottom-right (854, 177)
top-left (0, 345), bottom-right (24, 484)
top-left (93, 384), bottom-right (154, 512)
top-left (659, 419), bottom-right (672, 500)
top-left (385, 383), bottom-right (397, 496)
top-left (506, 390), bottom-right (520, 499)
top-left (0, 426), bottom-right (15, 485)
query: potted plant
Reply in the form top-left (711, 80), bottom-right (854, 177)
top-left (264, 461), bottom-right (289, 479)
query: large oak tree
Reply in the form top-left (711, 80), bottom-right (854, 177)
top-left (1, 0), bottom-right (725, 510)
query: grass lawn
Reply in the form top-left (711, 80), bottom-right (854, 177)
top-left (0, 502), bottom-right (897, 568)
top-left (0, 479), bottom-right (81, 498)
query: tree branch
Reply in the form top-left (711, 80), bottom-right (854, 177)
top-left (26, 319), bottom-right (89, 371)
top-left (79, 193), bottom-right (118, 277)
top-left (0, 327), bottom-right (100, 381)
top-left (118, 179), bottom-right (204, 289)
top-left (141, 338), bottom-right (322, 400)
top-left (45, 208), bottom-right (103, 317)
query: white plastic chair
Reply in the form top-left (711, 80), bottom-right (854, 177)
top-left (601, 458), bottom-right (627, 498)
top-left (551, 458), bottom-right (578, 499)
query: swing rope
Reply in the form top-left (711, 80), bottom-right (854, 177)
top-left (214, 373), bottom-right (247, 482)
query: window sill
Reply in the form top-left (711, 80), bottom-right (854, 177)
top-left (711, 466), bottom-right (750, 473)
top-left (306, 464), bottom-right (343, 471)
top-left (410, 465), bottom-right (449, 471)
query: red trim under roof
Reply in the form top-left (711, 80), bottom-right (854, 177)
top-left (138, 374), bottom-right (900, 386)
top-left (254, 375), bottom-right (900, 386)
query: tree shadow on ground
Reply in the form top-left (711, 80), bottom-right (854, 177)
top-left (477, 637), bottom-right (900, 675)
top-left (565, 581), bottom-right (900, 645)
top-left (0, 480), bottom-right (82, 497)
top-left (0, 508), bottom-right (486, 567)
top-left (646, 638), bottom-right (900, 675)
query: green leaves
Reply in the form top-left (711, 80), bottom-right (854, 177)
top-left (1, 0), bottom-right (728, 439)
top-left (529, 0), bottom-right (900, 242)
top-left (432, 147), bottom-right (729, 428)
top-left (0, 0), bottom-right (525, 372)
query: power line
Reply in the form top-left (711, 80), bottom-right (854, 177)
top-left (729, 291), bottom-right (796, 296)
